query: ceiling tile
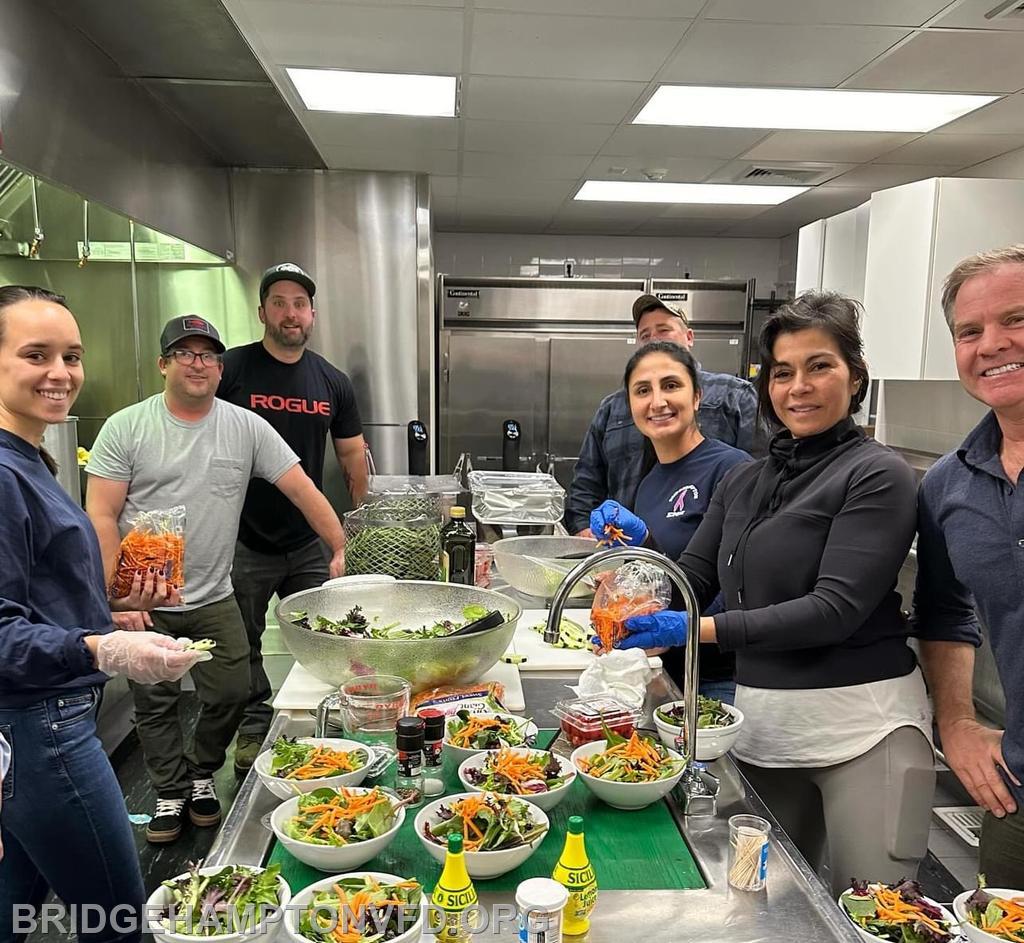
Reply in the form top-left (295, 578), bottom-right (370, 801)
top-left (656, 202), bottom-right (774, 220)
top-left (742, 130), bottom-right (918, 162)
top-left (704, 0), bottom-right (950, 26)
top-left (720, 217), bottom-right (803, 237)
top-left (553, 201), bottom-right (662, 221)
top-left (954, 146), bottom-right (1024, 179)
top-left (747, 186), bottom-right (873, 223)
top-left (547, 215), bottom-right (650, 234)
top-left (320, 146), bottom-right (458, 174)
top-left (477, 0), bottom-right (702, 15)
top-left (236, 1), bottom-right (463, 73)
top-left (820, 163), bottom-right (954, 188)
top-left (601, 126), bottom-right (769, 159)
top-left (462, 151), bottom-right (592, 180)
top-left (470, 12), bottom-right (691, 81)
top-left (301, 114), bottom-right (458, 150)
top-left (850, 31), bottom-right (1024, 93)
top-left (938, 94), bottom-right (1024, 134)
top-left (459, 177), bottom-right (575, 203)
top-left (631, 218), bottom-right (735, 236)
top-left (584, 155), bottom-right (728, 182)
top-left (463, 119), bottom-right (614, 155)
top-left (660, 21), bottom-right (909, 86)
top-left (463, 76), bottom-right (646, 124)
top-left (456, 214), bottom-right (551, 233)
top-left (931, 0), bottom-right (1024, 30)
top-left (432, 197), bottom-right (459, 226)
top-left (874, 132), bottom-right (1024, 165)
top-left (430, 176), bottom-right (459, 199)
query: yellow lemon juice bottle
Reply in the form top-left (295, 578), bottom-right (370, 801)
top-left (552, 815), bottom-right (597, 935)
top-left (429, 832), bottom-right (479, 942)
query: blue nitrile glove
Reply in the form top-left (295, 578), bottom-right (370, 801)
top-left (618, 611), bottom-right (689, 650)
top-left (589, 500), bottom-right (648, 546)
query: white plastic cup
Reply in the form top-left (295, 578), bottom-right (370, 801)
top-left (728, 814), bottom-right (771, 892)
top-left (516, 878), bottom-right (569, 943)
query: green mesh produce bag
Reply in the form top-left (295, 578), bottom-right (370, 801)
top-left (344, 496), bottom-right (442, 580)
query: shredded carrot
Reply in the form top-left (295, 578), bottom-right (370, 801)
top-left (591, 596), bottom-right (660, 654)
top-left (109, 528), bottom-right (184, 597)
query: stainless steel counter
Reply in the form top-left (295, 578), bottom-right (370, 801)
top-left (208, 670), bottom-right (862, 943)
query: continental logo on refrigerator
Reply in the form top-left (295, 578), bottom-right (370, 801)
top-left (250, 394), bottom-right (330, 415)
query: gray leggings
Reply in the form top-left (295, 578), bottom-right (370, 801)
top-left (738, 726), bottom-right (935, 896)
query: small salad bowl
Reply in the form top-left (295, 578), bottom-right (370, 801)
top-left (571, 738), bottom-right (685, 811)
top-left (285, 871), bottom-right (424, 943)
top-left (443, 713), bottom-right (540, 764)
top-left (457, 747), bottom-right (576, 812)
top-left (270, 786), bottom-right (406, 872)
top-left (953, 886), bottom-right (1024, 943)
top-left (838, 884), bottom-right (964, 943)
top-left (653, 700), bottom-right (745, 762)
top-left (255, 737), bottom-right (379, 800)
top-left (146, 864), bottom-right (291, 943)
top-left (414, 792), bottom-right (550, 879)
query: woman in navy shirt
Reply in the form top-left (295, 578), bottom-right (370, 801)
top-left (591, 342), bottom-right (751, 700)
top-left (0, 286), bottom-right (206, 942)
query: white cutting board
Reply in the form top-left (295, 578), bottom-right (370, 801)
top-left (272, 661), bottom-right (526, 713)
top-left (506, 609), bottom-right (661, 671)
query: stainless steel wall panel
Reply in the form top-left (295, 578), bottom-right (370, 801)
top-left (691, 330), bottom-right (746, 377)
top-left (0, 0), bottom-right (232, 257)
top-left (230, 169), bottom-right (433, 473)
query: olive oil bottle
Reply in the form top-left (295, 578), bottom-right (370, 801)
top-left (429, 832), bottom-right (478, 942)
top-left (440, 506), bottom-right (475, 585)
top-left (552, 815), bottom-right (598, 935)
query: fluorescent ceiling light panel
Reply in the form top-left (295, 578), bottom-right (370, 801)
top-left (634, 85), bottom-right (998, 133)
top-left (287, 67), bottom-right (457, 117)
top-left (575, 180), bottom-right (807, 205)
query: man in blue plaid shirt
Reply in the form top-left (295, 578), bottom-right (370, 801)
top-left (566, 294), bottom-right (760, 534)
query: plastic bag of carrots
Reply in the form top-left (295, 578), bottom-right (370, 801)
top-left (108, 506), bottom-right (186, 600)
top-left (591, 561), bottom-right (671, 654)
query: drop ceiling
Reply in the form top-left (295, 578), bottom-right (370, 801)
top-left (53, 0), bottom-right (1024, 238)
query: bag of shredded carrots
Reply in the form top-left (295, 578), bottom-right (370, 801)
top-left (108, 506), bottom-right (186, 600)
top-left (590, 561), bottom-right (671, 654)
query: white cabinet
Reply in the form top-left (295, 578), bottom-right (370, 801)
top-left (795, 202), bottom-right (870, 300)
top-left (863, 177), bottom-right (1024, 380)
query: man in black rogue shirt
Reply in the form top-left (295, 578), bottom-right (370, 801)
top-left (217, 262), bottom-right (369, 773)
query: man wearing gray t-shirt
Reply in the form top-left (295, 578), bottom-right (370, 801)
top-left (86, 315), bottom-right (346, 844)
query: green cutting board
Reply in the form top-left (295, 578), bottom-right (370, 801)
top-left (267, 730), bottom-right (704, 893)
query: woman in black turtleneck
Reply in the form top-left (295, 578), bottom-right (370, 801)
top-left (622, 291), bottom-right (934, 894)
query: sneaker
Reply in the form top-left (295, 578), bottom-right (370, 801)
top-left (146, 797), bottom-right (187, 844)
top-left (189, 778), bottom-right (221, 828)
top-left (233, 733), bottom-right (265, 776)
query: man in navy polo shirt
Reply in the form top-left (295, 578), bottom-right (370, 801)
top-left (915, 244), bottom-right (1024, 887)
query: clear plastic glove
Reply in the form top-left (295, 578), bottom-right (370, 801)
top-left (94, 631), bottom-right (208, 684)
top-left (619, 610), bottom-right (689, 650)
top-left (589, 500), bottom-right (648, 546)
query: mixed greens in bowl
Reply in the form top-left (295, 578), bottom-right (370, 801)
top-left (839, 879), bottom-right (961, 943)
top-left (953, 880), bottom-right (1024, 942)
top-left (255, 737), bottom-right (376, 799)
top-left (457, 747), bottom-right (575, 811)
top-left (653, 697), bottom-right (745, 761)
top-left (444, 711), bottom-right (539, 762)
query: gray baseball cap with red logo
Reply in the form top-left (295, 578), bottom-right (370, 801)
top-left (159, 315), bottom-right (226, 354)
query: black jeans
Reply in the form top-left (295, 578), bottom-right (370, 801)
top-left (0, 688), bottom-right (145, 942)
top-left (131, 595), bottom-right (250, 796)
top-left (232, 537), bottom-right (330, 737)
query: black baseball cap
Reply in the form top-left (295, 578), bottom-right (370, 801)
top-left (632, 293), bottom-right (688, 326)
top-left (259, 262), bottom-right (316, 302)
top-left (159, 315), bottom-right (225, 355)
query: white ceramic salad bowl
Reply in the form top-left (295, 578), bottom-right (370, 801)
top-left (457, 747), bottom-right (576, 812)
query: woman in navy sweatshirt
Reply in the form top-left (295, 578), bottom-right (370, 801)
top-left (616, 292), bottom-right (933, 894)
top-left (589, 342), bottom-right (751, 701)
top-left (0, 286), bottom-right (207, 942)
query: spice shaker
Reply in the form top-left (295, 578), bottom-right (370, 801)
top-left (419, 708), bottom-right (446, 797)
top-left (395, 716), bottom-right (426, 807)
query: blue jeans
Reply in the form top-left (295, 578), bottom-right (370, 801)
top-left (698, 678), bottom-right (737, 705)
top-left (0, 687), bottom-right (145, 943)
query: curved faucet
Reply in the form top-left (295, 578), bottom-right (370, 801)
top-left (546, 545), bottom-right (712, 814)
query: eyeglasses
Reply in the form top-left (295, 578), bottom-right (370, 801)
top-left (166, 349), bottom-right (222, 367)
